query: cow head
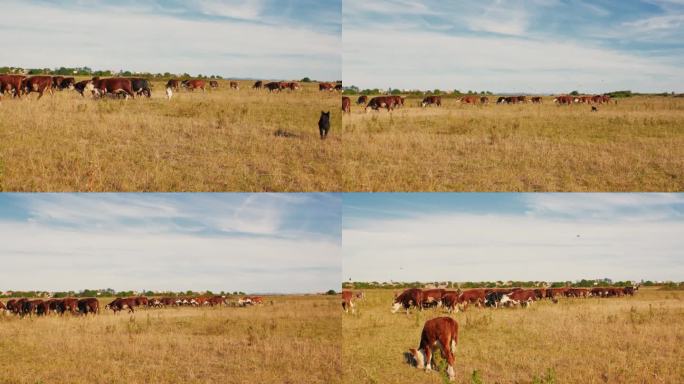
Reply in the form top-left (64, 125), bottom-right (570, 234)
top-left (407, 348), bottom-right (426, 369)
top-left (391, 301), bottom-right (403, 313)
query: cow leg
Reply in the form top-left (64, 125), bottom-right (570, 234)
top-left (440, 337), bottom-right (456, 381)
top-left (424, 346), bottom-right (433, 372)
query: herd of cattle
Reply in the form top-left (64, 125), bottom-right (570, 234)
top-left (341, 94), bottom-right (614, 113)
top-left (0, 74), bottom-right (340, 102)
top-left (0, 295), bottom-right (265, 317)
top-left (343, 285), bottom-right (639, 382)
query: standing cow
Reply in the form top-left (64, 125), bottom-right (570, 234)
top-left (318, 111), bottom-right (331, 139)
top-left (407, 317), bottom-right (459, 382)
top-left (422, 96), bottom-right (441, 107)
top-left (342, 96), bottom-right (351, 113)
top-left (392, 288), bottom-right (423, 314)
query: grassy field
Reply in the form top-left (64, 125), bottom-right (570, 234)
top-left (342, 288), bottom-right (684, 384)
top-left (0, 295), bottom-right (341, 384)
top-left (342, 96), bottom-right (684, 191)
top-left (0, 80), bottom-right (341, 192)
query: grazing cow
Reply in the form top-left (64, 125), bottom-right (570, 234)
top-left (318, 111), bottom-right (331, 139)
top-left (342, 96), bottom-right (351, 113)
top-left (265, 81), bottom-right (282, 92)
top-left (357, 95), bottom-right (368, 105)
top-left (391, 95), bottom-right (405, 108)
top-left (507, 289), bottom-right (537, 307)
top-left (366, 96), bottom-right (396, 112)
top-left (78, 298), bottom-right (99, 315)
top-left (130, 78), bottom-right (151, 97)
top-left (61, 298), bottom-right (79, 314)
top-left (0, 75), bottom-right (26, 98)
top-left (52, 76), bottom-right (65, 90)
top-left (458, 289), bottom-right (487, 309)
top-left (480, 96), bottom-right (489, 104)
top-left (591, 287), bottom-right (609, 297)
top-left (531, 96), bottom-right (542, 104)
top-left (182, 79), bottom-right (206, 91)
top-left (623, 286), bottom-right (638, 296)
top-left (229, 81), bottom-right (239, 90)
top-left (134, 296), bottom-right (149, 307)
top-left (21, 300), bottom-right (46, 317)
top-left (422, 96), bottom-right (441, 107)
top-left (23, 76), bottom-right (54, 99)
top-left (283, 81), bottom-right (300, 91)
top-left (59, 77), bottom-right (75, 90)
top-left (335, 83), bottom-right (343, 91)
top-left (342, 290), bottom-right (364, 314)
top-left (253, 80), bottom-right (263, 89)
top-left (422, 289), bottom-right (446, 308)
top-left (73, 80), bottom-right (94, 97)
top-left (166, 79), bottom-right (180, 91)
top-left (210, 80), bottom-right (220, 89)
top-left (408, 317), bottom-right (458, 382)
top-left (553, 95), bottom-right (573, 105)
top-left (319, 82), bottom-right (335, 91)
top-left (516, 96), bottom-right (527, 103)
top-left (10, 299), bottom-right (28, 315)
top-left (207, 296), bottom-right (225, 306)
top-left (106, 297), bottom-right (137, 313)
top-left (440, 291), bottom-right (464, 313)
top-left (460, 96), bottom-right (478, 104)
top-left (566, 288), bottom-right (590, 298)
top-left (392, 288), bottom-right (423, 314)
top-left (485, 291), bottom-right (513, 308)
top-left (93, 77), bottom-right (135, 99)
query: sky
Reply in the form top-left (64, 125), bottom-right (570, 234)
top-left (3, 0), bottom-right (341, 81)
top-left (0, 193), bottom-right (341, 293)
top-left (343, 193), bottom-right (684, 283)
top-left (343, 0), bottom-right (684, 93)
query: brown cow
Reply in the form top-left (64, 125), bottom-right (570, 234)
top-left (229, 81), bottom-right (239, 90)
top-left (52, 76), bottom-right (65, 90)
top-left (440, 291), bottom-right (464, 313)
top-left (531, 96), bottom-right (542, 104)
top-left (93, 77), bottom-right (135, 99)
top-left (265, 81), bottom-right (282, 92)
top-left (107, 297), bottom-right (137, 313)
top-left (458, 289), bottom-right (487, 309)
top-left (553, 95), bottom-right (573, 105)
top-left (366, 96), bottom-right (396, 112)
top-left (342, 96), bottom-right (351, 113)
top-left (422, 289), bottom-right (446, 308)
top-left (422, 96), bottom-right (441, 107)
top-left (460, 96), bottom-right (477, 104)
top-left (166, 79), bottom-right (180, 90)
top-left (182, 79), bottom-right (206, 91)
top-left (408, 317), bottom-right (458, 382)
top-left (23, 76), bottom-right (53, 99)
top-left (342, 290), bottom-right (364, 314)
top-left (480, 96), bottom-right (489, 104)
top-left (78, 298), bottom-right (99, 315)
top-left (253, 80), bottom-right (263, 89)
top-left (392, 288), bottom-right (423, 314)
top-left (0, 75), bottom-right (26, 98)
top-left (357, 95), bottom-right (368, 105)
top-left (209, 80), bottom-right (219, 88)
top-left (507, 289), bottom-right (537, 307)
top-left (391, 95), bottom-right (405, 108)
top-left (319, 82), bottom-right (335, 91)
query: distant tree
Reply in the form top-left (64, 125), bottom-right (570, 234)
top-left (390, 89), bottom-right (402, 95)
top-left (326, 289), bottom-right (336, 295)
top-left (570, 90), bottom-right (579, 96)
top-left (301, 77), bottom-right (312, 83)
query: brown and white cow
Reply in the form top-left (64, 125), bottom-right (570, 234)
top-left (408, 317), bottom-right (459, 382)
top-left (107, 297), bottom-right (137, 313)
top-left (253, 80), bottom-right (263, 89)
top-left (531, 96), bottom-right (542, 104)
top-left (23, 76), bottom-right (54, 99)
top-left (209, 80), bottom-right (219, 89)
top-left (422, 289), bottom-right (446, 308)
top-left (319, 82), bottom-right (335, 91)
top-left (342, 290), bottom-right (364, 314)
top-left (342, 96), bottom-right (351, 113)
top-left (459, 96), bottom-right (477, 104)
top-left (229, 81), bottom-right (239, 90)
top-left (357, 95), bottom-right (368, 105)
top-left (422, 96), bottom-right (441, 107)
top-left (480, 96), bottom-right (489, 104)
top-left (506, 289), bottom-right (537, 307)
top-left (366, 96), bottom-right (396, 112)
top-left (93, 77), bottom-right (135, 99)
top-left (0, 75), bottom-right (26, 98)
top-left (457, 289), bottom-right (487, 309)
top-left (182, 79), bottom-right (206, 91)
top-left (392, 288), bottom-right (423, 314)
top-left (78, 298), bottom-right (99, 315)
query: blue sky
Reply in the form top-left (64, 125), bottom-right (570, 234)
top-left (343, 0), bottom-right (684, 93)
top-left (343, 193), bottom-right (684, 282)
top-left (0, 193), bottom-right (341, 293)
top-left (3, 0), bottom-right (341, 80)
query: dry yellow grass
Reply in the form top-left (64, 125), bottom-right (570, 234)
top-left (342, 96), bottom-right (684, 191)
top-left (342, 288), bottom-right (684, 384)
top-left (0, 295), bottom-right (341, 384)
top-left (0, 80), bottom-right (341, 192)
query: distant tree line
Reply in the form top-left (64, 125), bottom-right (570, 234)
top-left (342, 85), bottom-right (493, 97)
top-left (0, 66), bottom-right (224, 80)
top-left (342, 279), bottom-right (682, 290)
top-left (0, 288), bottom-right (247, 298)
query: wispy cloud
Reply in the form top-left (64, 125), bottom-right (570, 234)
top-left (3, 0), bottom-right (341, 80)
top-left (342, 194), bottom-right (684, 282)
top-left (343, 0), bottom-right (684, 92)
top-left (0, 194), bottom-right (341, 293)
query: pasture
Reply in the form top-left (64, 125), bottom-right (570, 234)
top-left (0, 295), bottom-right (341, 384)
top-left (342, 288), bottom-right (684, 384)
top-left (342, 96), bottom-right (684, 191)
top-left (0, 80), bottom-right (341, 192)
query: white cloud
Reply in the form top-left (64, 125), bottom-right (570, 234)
top-left (343, 212), bottom-right (684, 283)
top-left (343, 26), bottom-right (683, 92)
top-left (3, 1), bottom-right (340, 80)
